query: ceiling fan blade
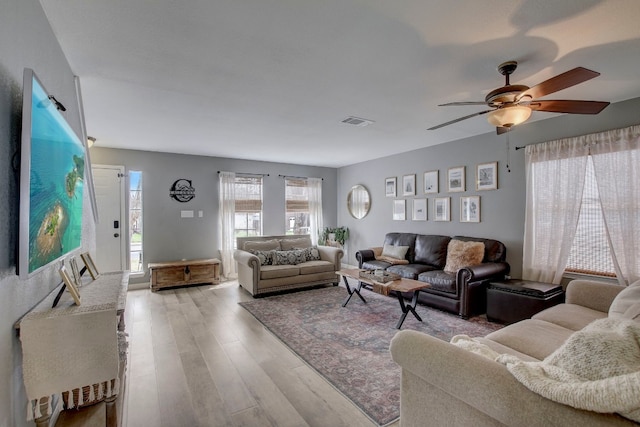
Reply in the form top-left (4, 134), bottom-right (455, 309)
top-left (496, 126), bottom-right (511, 135)
top-left (437, 101), bottom-right (487, 106)
top-left (517, 67), bottom-right (600, 101)
top-left (529, 100), bottom-right (610, 114)
top-left (427, 109), bottom-right (494, 130)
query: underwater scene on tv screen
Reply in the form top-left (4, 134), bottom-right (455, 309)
top-left (28, 76), bottom-right (85, 274)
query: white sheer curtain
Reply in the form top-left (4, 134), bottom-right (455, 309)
top-left (307, 177), bottom-right (323, 246)
top-left (523, 139), bottom-right (589, 283)
top-left (218, 171), bottom-right (237, 279)
top-left (590, 125), bottom-right (640, 284)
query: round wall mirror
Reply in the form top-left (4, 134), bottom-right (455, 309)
top-left (347, 184), bottom-right (371, 219)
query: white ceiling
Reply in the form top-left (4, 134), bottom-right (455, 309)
top-left (40, 0), bottom-right (640, 167)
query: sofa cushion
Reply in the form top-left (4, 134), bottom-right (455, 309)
top-left (444, 240), bottom-right (485, 273)
top-left (387, 264), bottom-right (435, 280)
top-left (243, 239), bottom-right (281, 252)
top-left (260, 265), bottom-right (300, 280)
top-left (280, 236), bottom-right (312, 250)
top-left (273, 249), bottom-right (307, 265)
top-left (414, 235), bottom-right (451, 268)
top-left (298, 260), bottom-right (335, 275)
top-left (609, 279), bottom-right (640, 319)
top-left (418, 270), bottom-right (457, 293)
top-left (362, 260), bottom-right (392, 270)
top-left (485, 319), bottom-right (575, 360)
top-left (533, 303), bottom-right (607, 331)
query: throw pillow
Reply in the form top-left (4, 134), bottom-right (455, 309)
top-left (273, 249), bottom-right (307, 265)
top-left (444, 240), bottom-right (485, 274)
top-left (295, 246), bottom-right (321, 262)
top-left (381, 244), bottom-right (409, 260)
top-left (252, 250), bottom-right (274, 266)
top-left (280, 237), bottom-right (312, 250)
top-left (243, 239), bottom-right (281, 252)
top-left (609, 279), bottom-right (640, 319)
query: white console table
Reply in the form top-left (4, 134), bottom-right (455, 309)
top-left (16, 271), bottom-right (129, 427)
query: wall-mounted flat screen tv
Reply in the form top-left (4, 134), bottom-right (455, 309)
top-left (18, 68), bottom-right (85, 279)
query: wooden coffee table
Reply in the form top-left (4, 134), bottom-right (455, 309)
top-left (336, 268), bottom-right (431, 329)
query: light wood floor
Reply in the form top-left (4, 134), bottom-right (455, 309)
top-left (123, 281), bottom-right (400, 427)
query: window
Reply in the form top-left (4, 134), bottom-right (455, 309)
top-left (234, 175), bottom-right (262, 238)
top-left (129, 171), bottom-right (143, 273)
top-left (285, 178), bottom-right (310, 235)
top-left (565, 157), bottom-right (616, 276)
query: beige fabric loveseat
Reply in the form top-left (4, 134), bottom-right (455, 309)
top-left (390, 279), bottom-right (640, 426)
top-left (234, 235), bottom-right (343, 296)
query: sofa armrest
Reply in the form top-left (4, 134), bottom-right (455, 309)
top-left (458, 261), bottom-right (510, 283)
top-left (355, 249), bottom-right (374, 267)
top-left (234, 249), bottom-right (260, 295)
top-left (390, 330), bottom-right (630, 427)
top-left (565, 279), bottom-right (624, 312)
top-left (355, 247), bottom-right (383, 267)
top-left (317, 245), bottom-right (344, 270)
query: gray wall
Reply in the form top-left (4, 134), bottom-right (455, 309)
top-left (90, 148), bottom-right (338, 282)
top-left (338, 96), bottom-right (640, 277)
top-left (0, 1), bottom-right (96, 425)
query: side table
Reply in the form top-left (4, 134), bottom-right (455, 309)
top-left (486, 279), bottom-right (565, 324)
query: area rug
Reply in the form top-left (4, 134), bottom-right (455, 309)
top-left (239, 285), bottom-right (503, 426)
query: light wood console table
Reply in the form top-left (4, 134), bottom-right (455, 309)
top-left (148, 258), bottom-right (220, 291)
top-left (16, 271), bottom-right (129, 427)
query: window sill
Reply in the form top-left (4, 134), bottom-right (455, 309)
top-left (563, 271), bottom-right (618, 284)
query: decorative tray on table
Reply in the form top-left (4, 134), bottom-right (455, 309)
top-left (359, 270), bottom-right (401, 283)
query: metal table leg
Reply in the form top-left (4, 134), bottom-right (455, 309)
top-left (341, 276), bottom-right (367, 307)
top-left (394, 291), bottom-right (422, 329)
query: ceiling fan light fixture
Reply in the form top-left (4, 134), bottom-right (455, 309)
top-left (487, 105), bottom-right (532, 128)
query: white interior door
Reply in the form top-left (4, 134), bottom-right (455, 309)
top-left (93, 165), bottom-right (126, 272)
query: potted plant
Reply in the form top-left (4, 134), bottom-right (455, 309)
top-left (319, 226), bottom-right (349, 247)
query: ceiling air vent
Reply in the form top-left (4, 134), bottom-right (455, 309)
top-left (341, 116), bottom-right (374, 127)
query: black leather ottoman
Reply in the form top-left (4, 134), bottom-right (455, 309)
top-left (486, 279), bottom-right (565, 324)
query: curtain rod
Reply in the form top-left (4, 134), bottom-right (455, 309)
top-left (278, 174), bottom-right (323, 181)
top-left (217, 171), bottom-right (269, 177)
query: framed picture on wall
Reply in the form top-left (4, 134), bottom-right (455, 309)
top-left (423, 170), bottom-right (438, 194)
top-left (412, 198), bottom-right (427, 221)
top-left (385, 177), bottom-right (397, 197)
top-left (402, 174), bottom-right (416, 196)
top-left (448, 166), bottom-right (465, 192)
top-left (393, 199), bottom-right (406, 220)
top-left (476, 161), bottom-right (498, 191)
top-left (460, 196), bottom-right (481, 223)
top-left (434, 197), bottom-right (450, 221)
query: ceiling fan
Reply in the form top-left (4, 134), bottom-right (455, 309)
top-left (428, 61), bottom-right (610, 135)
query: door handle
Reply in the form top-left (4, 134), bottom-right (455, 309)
top-left (114, 233), bottom-right (120, 238)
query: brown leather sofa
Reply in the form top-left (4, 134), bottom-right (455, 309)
top-left (355, 233), bottom-right (509, 318)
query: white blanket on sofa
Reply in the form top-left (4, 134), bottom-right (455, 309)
top-left (451, 317), bottom-right (640, 422)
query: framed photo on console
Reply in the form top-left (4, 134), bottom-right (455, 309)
top-left (81, 252), bottom-right (100, 280)
top-left (59, 265), bottom-right (81, 306)
top-left (385, 177), bottom-right (397, 197)
top-left (434, 197), bottom-right (450, 222)
top-left (69, 258), bottom-right (82, 289)
top-left (460, 196), bottom-right (480, 223)
top-left (476, 161), bottom-right (498, 191)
